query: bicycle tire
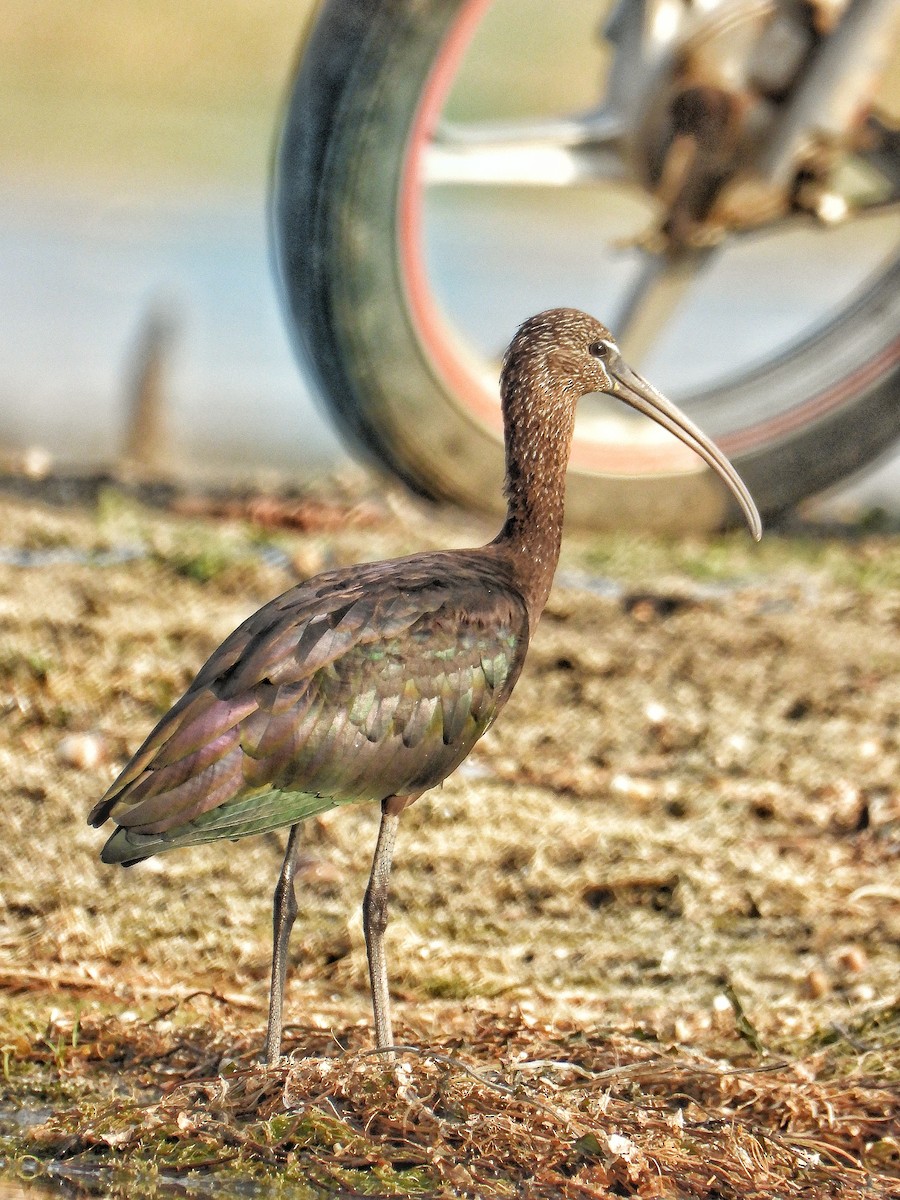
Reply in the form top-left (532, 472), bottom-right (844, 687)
top-left (272, 0), bottom-right (900, 532)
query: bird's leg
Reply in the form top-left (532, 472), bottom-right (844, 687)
top-left (264, 823), bottom-right (303, 1067)
top-left (363, 797), bottom-right (404, 1050)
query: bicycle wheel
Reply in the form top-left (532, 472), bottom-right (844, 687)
top-left (273, 0), bottom-right (900, 532)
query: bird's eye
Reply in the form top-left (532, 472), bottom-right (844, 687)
top-left (588, 340), bottom-right (611, 359)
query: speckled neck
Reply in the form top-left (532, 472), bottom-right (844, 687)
top-left (492, 368), bottom-right (577, 627)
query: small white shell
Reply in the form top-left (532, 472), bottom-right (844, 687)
top-left (57, 732), bottom-right (109, 770)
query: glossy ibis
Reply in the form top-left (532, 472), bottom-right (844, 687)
top-left (89, 308), bottom-right (761, 1064)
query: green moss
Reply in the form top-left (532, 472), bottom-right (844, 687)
top-left (798, 1001), bottom-right (900, 1080)
top-left (24, 653), bottom-right (52, 683)
top-left (420, 975), bottom-right (485, 1000)
top-left (0, 1091), bottom-right (439, 1198)
top-left (153, 535), bottom-right (239, 585)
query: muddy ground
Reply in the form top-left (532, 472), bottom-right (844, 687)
top-left (0, 479), bottom-right (897, 1198)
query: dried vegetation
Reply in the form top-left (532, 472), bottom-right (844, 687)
top-left (0, 479), bottom-right (898, 1198)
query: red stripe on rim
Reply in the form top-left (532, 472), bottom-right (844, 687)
top-left (397, 0), bottom-right (499, 422)
top-left (397, 1), bottom-right (900, 475)
top-left (719, 337), bottom-right (900, 456)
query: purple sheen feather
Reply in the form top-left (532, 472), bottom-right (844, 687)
top-left (152, 691), bottom-right (258, 766)
top-left (240, 748), bottom-right (282, 789)
top-left (235, 707), bottom-right (269, 754)
top-left (214, 622), bottom-right (308, 696)
top-left (113, 749), bottom-right (245, 832)
top-left (89, 689), bottom-right (210, 816)
top-left (104, 769), bottom-right (155, 809)
top-left (239, 697), bottom-right (328, 791)
top-left (242, 744), bottom-right (297, 791)
top-left (289, 621), bottom-right (364, 677)
top-left (191, 630), bottom-right (252, 690)
top-left (269, 693), bottom-right (326, 765)
top-left (246, 708), bottom-right (303, 763)
top-left (134, 770), bottom-right (246, 836)
top-left (255, 679), bottom-right (312, 715)
top-left (120, 727), bottom-right (242, 802)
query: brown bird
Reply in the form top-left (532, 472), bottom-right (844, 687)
top-left (89, 309), bottom-right (761, 1065)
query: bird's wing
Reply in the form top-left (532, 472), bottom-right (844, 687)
top-left (90, 554), bottom-right (528, 861)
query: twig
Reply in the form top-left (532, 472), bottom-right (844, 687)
top-left (149, 990), bottom-right (236, 1023)
top-left (361, 1043), bottom-right (588, 1134)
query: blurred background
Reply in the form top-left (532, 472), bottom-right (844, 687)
top-left (1, 0), bottom-right (341, 482)
top-left (1, 0), bottom-right (898, 513)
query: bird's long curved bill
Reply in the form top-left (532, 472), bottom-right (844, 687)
top-left (609, 357), bottom-right (763, 540)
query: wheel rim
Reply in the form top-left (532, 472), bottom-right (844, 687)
top-left (397, 0), bottom-right (900, 478)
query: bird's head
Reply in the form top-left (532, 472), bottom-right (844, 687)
top-left (502, 308), bottom-right (762, 540)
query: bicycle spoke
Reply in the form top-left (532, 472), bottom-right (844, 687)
top-left (614, 247), bottom-right (719, 367)
top-left (423, 108), bottom-right (628, 187)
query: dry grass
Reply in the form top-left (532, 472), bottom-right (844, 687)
top-left (3, 997), bottom-right (898, 1198)
top-left (0, 478), bottom-right (898, 1197)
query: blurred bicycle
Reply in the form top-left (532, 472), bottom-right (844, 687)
top-left (273, 0), bottom-right (900, 531)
